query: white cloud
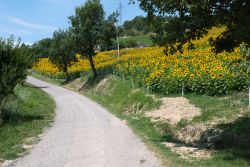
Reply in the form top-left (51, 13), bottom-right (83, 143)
top-left (0, 27), bottom-right (33, 36)
top-left (9, 16), bottom-right (57, 30)
top-left (23, 41), bottom-right (33, 46)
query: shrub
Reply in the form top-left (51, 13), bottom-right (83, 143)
top-left (0, 36), bottom-right (29, 106)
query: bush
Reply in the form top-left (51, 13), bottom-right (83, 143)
top-left (0, 36), bottom-right (29, 106)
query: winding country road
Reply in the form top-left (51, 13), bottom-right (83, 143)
top-left (8, 77), bottom-right (162, 167)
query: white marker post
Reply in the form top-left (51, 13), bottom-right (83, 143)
top-left (182, 83), bottom-right (184, 98)
top-left (116, 0), bottom-right (122, 61)
top-left (147, 84), bottom-right (150, 95)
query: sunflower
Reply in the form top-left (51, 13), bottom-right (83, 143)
top-left (196, 71), bottom-right (201, 76)
top-left (211, 73), bottom-right (216, 78)
top-left (217, 73), bottom-right (223, 79)
top-left (183, 73), bottom-right (187, 77)
top-left (172, 72), bottom-right (176, 76)
top-left (190, 73), bottom-right (195, 79)
top-left (177, 71), bottom-right (182, 77)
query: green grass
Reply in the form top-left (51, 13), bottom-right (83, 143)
top-left (120, 35), bottom-right (154, 46)
top-left (186, 92), bottom-right (249, 123)
top-left (31, 72), bottom-right (65, 85)
top-left (0, 83), bottom-right (55, 160)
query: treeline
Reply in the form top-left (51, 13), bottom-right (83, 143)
top-left (120, 16), bottom-right (153, 36)
top-left (114, 16), bottom-right (171, 48)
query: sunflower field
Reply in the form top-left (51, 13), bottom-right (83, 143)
top-left (32, 27), bottom-right (249, 95)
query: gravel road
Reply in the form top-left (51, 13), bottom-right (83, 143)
top-left (8, 76), bottom-right (162, 167)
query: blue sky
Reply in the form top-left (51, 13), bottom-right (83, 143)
top-left (0, 0), bottom-right (145, 45)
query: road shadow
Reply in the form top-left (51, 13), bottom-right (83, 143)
top-left (0, 108), bottom-right (44, 127)
top-left (22, 83), bottom-right (48, 89)
top-left (29, 86), bottom-right (48, 89)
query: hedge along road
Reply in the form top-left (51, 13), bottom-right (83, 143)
top-left (8, 76), bottom-right (162, 167)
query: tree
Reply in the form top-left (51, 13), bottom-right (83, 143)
top-left (19, 43), bottom-right (33, 68)
top-left (32, 38), bottom-right (53, 59)
top-left (100, 12), bottom-right (117, 51)
top-left (69, 0), bottom-right (113, 78)
top-left (130, 0), bottom-right (250, 53)
top-left (0, 36), bottom-right (29, 106)
top-left (123, 16), bottom-right (152, 36)
top-left (49, 29), bottom-right (77, 81)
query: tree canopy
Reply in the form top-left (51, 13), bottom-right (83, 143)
top-left (131, 0), bottom-right (250, 53)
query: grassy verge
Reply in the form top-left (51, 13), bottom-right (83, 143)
top-left (186, 92), bottom-right (249, 123)
top-left (31, 73), bottom-right (250, 167)
top-left (31, 72), bottom-right (64, 85)
top-left (0, 83), bottom-right (55, 160)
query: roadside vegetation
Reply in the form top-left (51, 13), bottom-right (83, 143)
top-left (85, 77), bottom-right (250, 167)
top-left (0, 23), bottom-right (55, 164)
top-left (34, 75), bottom-right (249, 167)
top-left (0, 84), bottom-right (55, 161)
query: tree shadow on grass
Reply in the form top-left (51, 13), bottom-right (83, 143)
top-left (149, 116), bottom-right (250, 164)
top-left (0, 108), bottom-right (44, 127)
top-left (79, 73), bottom-right (110, 90)
top-left (199, 116), bottom-right (250, 162)
top-left (28, 86), bottom-right (48, 89)
top-left (22, 82), bottom-right (48, 89)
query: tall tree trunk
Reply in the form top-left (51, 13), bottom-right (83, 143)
top-left (65, 71), bottom-right (69, 81)
top-left (89, 55), bottom-right (98, 78)
top-left (63, 64), bottom-right (69, 81)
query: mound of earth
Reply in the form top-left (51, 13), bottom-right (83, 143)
top-left (146, 97), bottom-right (200, 125)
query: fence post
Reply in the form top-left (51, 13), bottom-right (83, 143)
top-left (132, 80), bottom-right (134, 89)
top-left (147, 84), bottom-right (150, 95)
top-left (182, 82), bottom-right (184, 98)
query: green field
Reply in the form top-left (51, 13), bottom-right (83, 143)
top-left (120, 35), bottom-right (154, 46)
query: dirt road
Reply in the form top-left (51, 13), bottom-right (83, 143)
top-left (8, 77), bottom-right (162, 167)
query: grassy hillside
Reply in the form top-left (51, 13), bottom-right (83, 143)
top-left (0, 84), bottom-right (55, 161)
top-left (119, 35), bottom-right (154, 47)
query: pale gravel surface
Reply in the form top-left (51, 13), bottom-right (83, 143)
top-left (146, 97), bottom-right (200, 125)
top-left (7, 76), bottom-right (162, 167)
